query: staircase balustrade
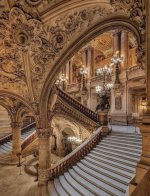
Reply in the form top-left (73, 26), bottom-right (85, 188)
top-left (57, 87), bottom-right (99, 123)
top-left (0, 122), bottom-right (36, 145)
top-left (50, 127), bottom-right (102, 179)
top-left (21, 130), bottom-right (37, 151)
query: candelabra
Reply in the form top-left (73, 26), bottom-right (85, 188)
top-left (57, 73), bottom-right (68, 90)
top-left (65, 136), bottom-right (83, 145)
top-left (110, 51), bottom-right (123, 85)
top-left (95, 65), bottom-right (113, 112)
top-left (79, 65), bottom-right (88, 93)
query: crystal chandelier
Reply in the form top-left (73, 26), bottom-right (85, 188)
top-left (56, 73), bottom-right (68, 90)
top-left (66, 136), bottom-right (83, 144)
top-left (96, 65), bottom-right (113, 95)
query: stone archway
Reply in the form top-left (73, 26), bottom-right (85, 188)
top-left (40, 18), bottom-right (142, 127)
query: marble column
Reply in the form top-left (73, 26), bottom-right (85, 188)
top-left (12, 122), bottom-right (22, 161)
top-left (144, 0), bottom-right (150, 116)
top-left (38, 127), bottom-right (53, 185)
top-left (83, 44), bottom-right (94, 78)
top-left (121, 31), bottom-right (129, 70)
top-left (113, 30), bottom-right (121, 54)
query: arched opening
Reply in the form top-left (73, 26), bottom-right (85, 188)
top-left (40, 18), bottom-right (141, 127)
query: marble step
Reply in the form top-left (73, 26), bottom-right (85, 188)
top-left (84, 155), bottom-right (134, 178)
top-left (111, 132), bottom-right (142, 138)
top-left (69, 169), bottom-right (110, 196)
top-left (59, 175), bottom-right (81, 196)
top-left (91, 150), bottom-right (137, 167)
top-left (72, 166), bottom-right (124, 196)
top-left (101, 140), bottom-right (142, 150)
top-left (76, 162), bottom-right (127, 192)
top-left (103, 137), bottom-right (142, 146)
top-left (80, 159), bottom-right (130, 184)
top-left (54, 178), bottom-right (69, 196)
top-left (107, 135), bottom-right (142, 142)
top-left (97, 144), bottom-right (141, 157)
top-left (64, 172), bottom-right (94, 196)
top-left (88, 153), bottom-right (135, 173)
top-left (93, 147), bottom-right (139, 162)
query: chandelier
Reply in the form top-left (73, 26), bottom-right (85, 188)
top-left (95, 65), bottom-right (113, 112)
top-left (65, 136), bottom-right (83, 145)
top-left (56, 73), bottom-right (68, 90)
top-left (96, 65), bottom-right (113, 95)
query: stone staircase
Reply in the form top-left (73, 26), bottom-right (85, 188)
top-left (0, 127), bottom-right (35, 164)
top-left (49, 131), bottom-right (142, 196)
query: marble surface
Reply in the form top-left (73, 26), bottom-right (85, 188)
top-left (109, 125), bottom-right (141, 134)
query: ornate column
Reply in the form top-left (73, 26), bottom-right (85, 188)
top-left (12, 122), bottom-right (22, 161)
top-left (113, 30), bottom-right (121, 54)
top-left (83, 44), bottom-right (94, 78)
top-left (38, 127), bottom-right (53, 185)
top-left (144, 0), bottom-right (150, 119)
top-left (121, 31), bottom-right (129, 71)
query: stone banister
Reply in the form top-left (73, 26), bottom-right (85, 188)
top-left (21, 130), bottom-right (37, 151)
top-left (0, 122), bottom-right (36, 145)
top-left (50, 127), bottom-right (102, 179)
top-left (57, 87), bottom-right (99, 123)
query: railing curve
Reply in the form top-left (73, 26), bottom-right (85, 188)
top-left (57, 86), bottom-right (99, 123)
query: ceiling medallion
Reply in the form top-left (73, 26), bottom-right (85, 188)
top-left (25, 0), bottom-right (42, 6)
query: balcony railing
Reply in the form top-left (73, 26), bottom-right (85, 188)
top-left (127, 65), bottom-right (145, 80)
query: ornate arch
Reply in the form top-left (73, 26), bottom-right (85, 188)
top-left (40, 17), bottom-right (142, 126)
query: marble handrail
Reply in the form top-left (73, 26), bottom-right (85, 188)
top-left (21, 130), bottom-right (37, 151)
top-left (0, 122), bottom-right (36, 145)
top-left (57, 87), bottom-right (99, 123)
top-left (50, 127), bottom-right (102, 179)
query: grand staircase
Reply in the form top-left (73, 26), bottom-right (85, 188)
top-left (0, 124), bottom-right (36, 164)
top-left (49, 131), bottom-right (142, 196)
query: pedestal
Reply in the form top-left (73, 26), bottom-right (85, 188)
top-left (98, 110), bottom-right (110, 136)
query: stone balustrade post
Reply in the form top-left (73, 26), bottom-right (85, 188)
top-left (12, 122), bottom-right (22, 161)
top-left (38, 127), bottom-right (53, 185)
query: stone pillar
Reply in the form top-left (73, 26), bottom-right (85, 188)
top-left (56, 133), bottom-right (65, 156)
top-left (12, 122), bottom-right (22, 161)
top-left (121, 31), bottom-right (129, 70)
top-left (38, 127), bottom-right (53, 186)
top-left (113, 30), bottom-right (121, 54)
top-left (83, 44), bottom-right (94, 78)
top-left (143, 0), bottom-right (150, 119)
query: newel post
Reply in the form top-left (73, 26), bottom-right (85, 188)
top-left (98, 110), bottom-right (110, 136)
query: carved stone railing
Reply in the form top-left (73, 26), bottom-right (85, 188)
top-left (57, 87), bottom-right (99, 123)
top-left (127, 64), bottom-right (145, 80)
top-left (50, 127), bottom-right (102, 179)
top-left (0, 122), bottom-right (36, 145)
top-left (21, 130), bottom-right (37, 151)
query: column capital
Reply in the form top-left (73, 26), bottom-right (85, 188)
top-left (37, 127), bottom-right (53, 139)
